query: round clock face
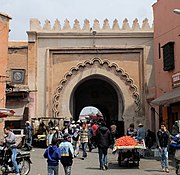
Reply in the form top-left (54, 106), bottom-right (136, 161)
top-left (13, 72), bottom-right (22, 81)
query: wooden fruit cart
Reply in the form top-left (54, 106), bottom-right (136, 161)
top-left (113, 139), bottom-right (146, 167)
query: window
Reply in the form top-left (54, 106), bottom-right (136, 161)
top-left (11, 69), bottom-right (25, 84)
top-left (162, 42), bottom-right (175, 71)
top-left (158, 43), bottom-right (161, 59)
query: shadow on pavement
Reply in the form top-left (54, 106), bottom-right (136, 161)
top-left (86, 167), bottom-right (101, 170)
top-left (144, 169), bottom-right (163, 172)
top-left (108, 162), bottom-right (139, 170)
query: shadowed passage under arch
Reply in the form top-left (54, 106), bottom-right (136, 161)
top-left (70, 76), bottom-right (124, 134)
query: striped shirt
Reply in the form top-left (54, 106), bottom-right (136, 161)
top-left (80, 128), bottom-right (89, 143)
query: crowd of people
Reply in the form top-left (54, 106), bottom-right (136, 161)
top-left (43, 119), bottom-right (179, 175)
top-left (3, 118), bottom-right (180, 175)
top-left (43, 119), bottom-right (113, 175)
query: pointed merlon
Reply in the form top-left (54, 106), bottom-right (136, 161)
top-left (93, 19), bottom-right (101, 31)
top-left (142, 18), bottom-right (151, 30)
top-left (30, 18), bottom-right (42, 31)
top-left (102, 19), bottom-right (111, 30)
top-left (43, 19), bottom-right (51, 30)
top-left (82, 19), bottom-right (90, 31)
top-left (73, 19), bottom-right (81, 31)
top-left (132, 18), bottom-right (140, 31)
top-left (122, 18), bottom-right (130, 30)
top-left (53, 19), bottom-right (61, 31)
top-left (63, 19), bottom-right (71, 30)
top-left (112, 19), bottom-right (120, 31)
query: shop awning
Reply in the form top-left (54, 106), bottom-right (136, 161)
top-left (0, 108), bottom-right (15, 117)
top-left (151, 88), bottom-right (180, 106)
top-left (12, 106), bottom-right (25, 117)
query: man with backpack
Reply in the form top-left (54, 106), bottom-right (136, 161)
top-left (43, 139), bottom-right (61, 175)
top-left (59, 133), bottom-right (74, 175)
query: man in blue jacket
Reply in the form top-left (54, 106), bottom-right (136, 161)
top-left (43, 139), bottom-right (61, 175)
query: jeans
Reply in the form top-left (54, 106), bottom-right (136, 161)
top-left (47, 165), bottom-right (58, 175)
top-left (98, 147), bottom-right (108, 168)
top-left (11, 148), bottom-right (19, 174)
top-left (73, 140), bottom-right (80, 156)
top-left (63, 165), bottom-right (72, 175)
top-left (159, 147), bottom-right (168, 168)
top-left (81, 142), bottom-right (88, 158)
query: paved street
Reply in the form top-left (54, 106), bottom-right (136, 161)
top-left (30, 148), bottom-right (176, 175)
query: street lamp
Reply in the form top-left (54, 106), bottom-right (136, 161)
top-left (174, 9), bottom-right (180, 14)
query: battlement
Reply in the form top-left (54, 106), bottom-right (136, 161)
top-left (30, 18), bottom-right (153, 32)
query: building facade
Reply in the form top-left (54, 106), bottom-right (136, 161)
top-left (27, 18), bottom-right (155, 133)
top-left (152, 0), bottom-right (180, 132)
top-left (0, 12), bottom-right (11, 107)
top-left (0, 12), bottom-right (11, 136)
top-left (6, 41), bottom-right (29, 128)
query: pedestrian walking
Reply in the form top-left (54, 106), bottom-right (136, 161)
top-left (46, 128), bottom-right (54, 146)
top-left (59, 133), bottom-right (74, 175)
top-left (88, 123), bottom-right (94, 152)
top-left (80, 122), bottom-right (89, 160)
top-left (157, 123), bottom-right (170, 173)
top-left (72, 128), bottom-right (80, 157)
top-left (52, 126), bottom-right (63, 146)
top-left (43, 139), bottom-right (61, 175)
top-left (92, 121), bottom-right (99, 137)
top-left (95, 121), bottom-right (113, 170)
top-left (24, 121), bottom-right (34, 151)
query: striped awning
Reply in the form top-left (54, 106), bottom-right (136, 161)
top-left (0, 108), bottom-right (15, 117)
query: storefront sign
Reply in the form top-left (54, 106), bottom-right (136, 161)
top-left (172, 71), bottom-right (180, 88)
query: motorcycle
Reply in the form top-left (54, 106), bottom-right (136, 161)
top-left (0, 145), bottom-right (32, 175)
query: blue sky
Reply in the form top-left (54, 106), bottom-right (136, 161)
top-left (1, 0), bottom-right (156, 40)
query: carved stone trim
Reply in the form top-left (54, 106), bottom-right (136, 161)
top-left (30, 18), bottom-right (153, 32)
top-left (52, 58), bottom-right (141, 118)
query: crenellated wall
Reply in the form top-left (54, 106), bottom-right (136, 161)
top-left (30, 18), bottom-right (153, 32)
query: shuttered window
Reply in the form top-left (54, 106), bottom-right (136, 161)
top-left (162, 42), bottom-right (175, 71)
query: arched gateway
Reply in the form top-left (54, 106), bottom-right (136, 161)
top-left (53, 58), bottom-right (140, 131)
top-left (27, 18), bottom-right (155, 131)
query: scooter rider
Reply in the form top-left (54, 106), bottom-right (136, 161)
top-left (4, 126), bottom-right (20, 175)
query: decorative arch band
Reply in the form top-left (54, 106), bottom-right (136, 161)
top-left (52, 57), bottom-right (141, 117)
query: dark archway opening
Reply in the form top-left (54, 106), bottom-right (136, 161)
top-left (71, 76), bottom-right (124, 136)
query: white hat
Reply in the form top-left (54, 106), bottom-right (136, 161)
top-left (71, 120), bottom-right (75, 124)
top-left (138, 123), bottom-right (143, 127)
top-left (55, 126), bottom-right (59, 130)
top-left (77, 120), bottom-right (81, 123)
top-left (26, 121), bottom-right (30, 124)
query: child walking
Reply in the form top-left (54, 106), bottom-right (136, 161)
top-left (59, 133), bottom-right (74, 175)
top-left (43, 139), bottom-right (61, 175)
